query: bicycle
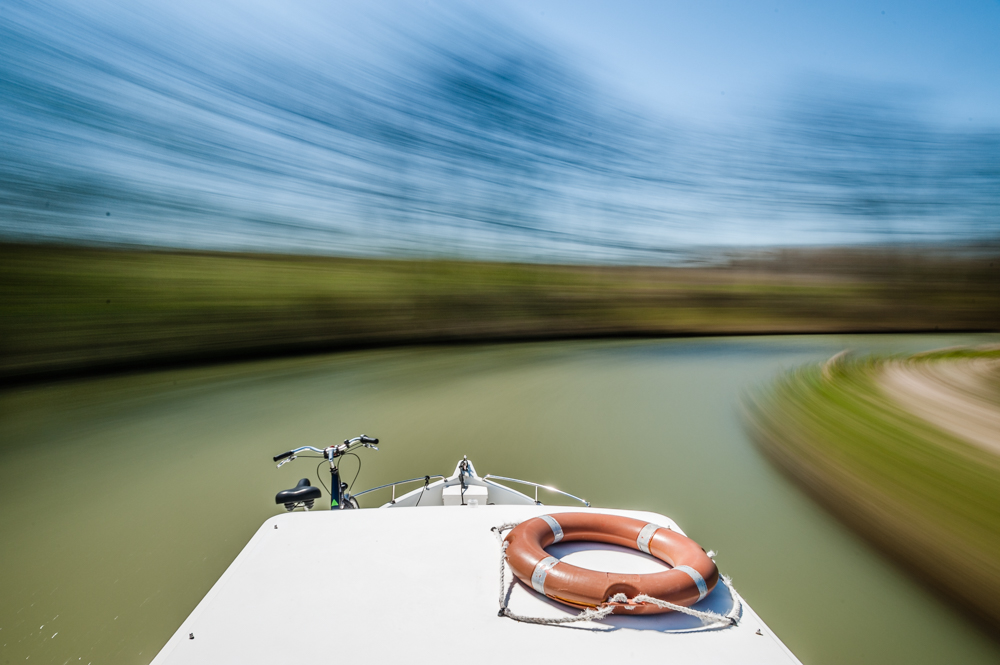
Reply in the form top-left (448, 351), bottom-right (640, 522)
top-left (272, 434), bottom-right (379, 511)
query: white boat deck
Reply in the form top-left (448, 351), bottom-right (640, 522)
top-left (151, 504), bottom-right (802, 664)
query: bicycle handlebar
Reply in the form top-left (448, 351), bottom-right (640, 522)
top-left (272, 436), bottom-right (379, 465)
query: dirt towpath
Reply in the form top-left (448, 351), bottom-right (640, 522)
top-left (880, 352), bottom-right (1000, 456)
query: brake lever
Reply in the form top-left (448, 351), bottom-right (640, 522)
top-left (276, 455), bottom-right (297, 468)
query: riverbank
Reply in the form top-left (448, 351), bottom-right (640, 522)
top-left (2, 242), bottom-right (998, 382)
top-left (743, 347), bottom-right (1000, 630)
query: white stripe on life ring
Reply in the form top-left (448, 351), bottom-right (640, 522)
top-left (636, 523), bottom-right (660, 554)
top-left (539, 515), bottom-right (564, 543)
top-left (531, 556), bottom-right (560, 594)
top-left (675, 565), bottom-right (709, 601)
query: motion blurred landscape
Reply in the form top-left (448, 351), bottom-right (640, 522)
top-left (3, 0), bottom-right (999, 380)
top-left (4, 242), bottom-right (999, 382)
top-left (2, 1), bottom-right (1000, 663)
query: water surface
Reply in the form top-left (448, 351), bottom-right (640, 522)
top-left (2, 335), bottom-right (999, 664)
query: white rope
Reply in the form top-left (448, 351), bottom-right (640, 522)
top-left (491, 523), bottom-right (741, 629)
top-left (492, 522), bottom-right (521, 543)
top-left (606, 585), bottom-right (741, 627)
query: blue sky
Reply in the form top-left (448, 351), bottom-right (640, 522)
top-left (1, 0), bottom-right (998, 261)
top-left (502, 0), bottom-right (1000, 126)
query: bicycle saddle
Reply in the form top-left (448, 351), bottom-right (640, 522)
top-left (275, 478), bottom-right (322, 509)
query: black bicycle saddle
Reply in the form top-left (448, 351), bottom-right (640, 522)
top-left (275, 478), bottom-right (322, 505)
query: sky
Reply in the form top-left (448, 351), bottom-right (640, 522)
top-left (1, 0), bottom-right (998, 262)
top-left (501, 0), bottom-right (1000, 127)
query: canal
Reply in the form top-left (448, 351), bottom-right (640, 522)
top-left (1, 335), bottom-right (998, 664)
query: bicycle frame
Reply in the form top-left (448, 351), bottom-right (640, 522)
top-left (329, 461), bottom-right (347, 509)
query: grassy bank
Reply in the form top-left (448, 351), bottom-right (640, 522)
top-left (2, 242), bottom-right (999, 382)
top-left (743, 348), bottom-right (1000, 630)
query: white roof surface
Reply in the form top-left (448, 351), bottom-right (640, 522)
top-left (151, 505), bottom-right (802, 664)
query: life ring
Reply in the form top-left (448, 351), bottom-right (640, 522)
top-left (504, 513), bottom-right (718, 614)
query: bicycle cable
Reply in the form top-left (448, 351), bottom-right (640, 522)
top-left (343, 452), bottom-right (362, 492)
top-left (315, 460), bottom-right (332, 497)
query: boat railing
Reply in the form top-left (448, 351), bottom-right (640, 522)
top-left (351, 475), bottom-right (447, 504)
top-left (483, 475), bottom-right (590, 507)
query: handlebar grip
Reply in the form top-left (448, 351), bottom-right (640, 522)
top-left (360, 435), bottom-right (379, 445)
top-left (273, 451), bottom-right (294, 462)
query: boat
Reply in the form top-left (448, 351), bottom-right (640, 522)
top-left (150, 436), bottom-right (802, 664)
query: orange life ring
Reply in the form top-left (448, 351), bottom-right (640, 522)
top-left (504, 513), bottom-right (718, 615)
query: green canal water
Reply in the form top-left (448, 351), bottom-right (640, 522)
top-left (2, 335), bottom-right (999, 664)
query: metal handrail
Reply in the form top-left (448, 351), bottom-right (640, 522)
top-left (483, 475), bottom-right (590, 507)
top-left (351, 475), bottom-right (446, 504)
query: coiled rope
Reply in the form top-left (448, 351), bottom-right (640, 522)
top-left (491, 522), bottom-right (741, 629)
